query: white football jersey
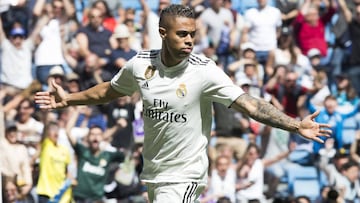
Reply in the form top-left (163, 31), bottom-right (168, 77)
top-left (111, 50), bottom-right (244, 184)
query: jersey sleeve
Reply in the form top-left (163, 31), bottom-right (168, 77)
top-left (202, 62), bottom-right (244, 107)
top-left (110, 57), bottom-right (139, 96)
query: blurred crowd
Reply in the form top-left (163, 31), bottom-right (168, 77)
top-left (0, 0), bottom-right (360, 202)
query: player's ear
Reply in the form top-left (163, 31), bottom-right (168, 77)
top-left (159, 27), bottom-right (166, 39)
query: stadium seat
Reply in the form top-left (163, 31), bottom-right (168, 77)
top-left (287, 166), bottom-right (319, 195)
top-left (293, 179), bottom-right (321, 201)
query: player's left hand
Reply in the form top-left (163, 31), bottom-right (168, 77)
top-left (298, 110), bottom-right (332, 143)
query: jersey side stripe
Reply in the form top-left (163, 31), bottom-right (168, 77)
top-left (189, 54), bottom-right (211, 66)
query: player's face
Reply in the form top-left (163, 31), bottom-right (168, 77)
top-left (160, 16), bottom-right (196, 66)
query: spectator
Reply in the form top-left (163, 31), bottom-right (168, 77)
top-left (206, 155), bottom-right (236, 203)
top-left (105, 96), bottom-right (136, 151)
top-left (307, 48), bottom-right (322, 70)
top-left (308, 69), bottom-right (331, 109)
top-left (228, 42), bottom-right (264, 88)
top-left (139, 0), bottom-right (171, 50)
top-left (65, 72), bottom-right (81, 93)
top-left (2, 175), bottom-right (30, 203)
top-left (241, 0), bottom-right (282, 66)
top-left (316, 186), bottom-right (342, 203)
top-left (74, 105), bottom-right (107, 132)
top-left (75, 53), bottom-right (113, 90)
top-left (42, 65), bottom-right (66, 91)
top-left (340, 0), bottom-right (360, 96)
top-left (307, 94), bottom-right (359, 154)
top-left (65, 106), bottom-right (125, 202)
top-left (262, 127), bottom-right (301, 198)
top-left (335, 160), bottom-right (360, 202)
top-left (35, 117), bottom-right (72, 203)
top-left (104, 144), bottom-right (146, 202)
top-left (199, 0), bottom-right (235, 70)
top-left (0, 0), bottom-right (31, 35)
top-left (15, 98), bottom-right (44, 156)
top-left (236, 142), bottom-right (294, 202)
top-left (318, 143), bottom-right (350, 187)
top-left (123, 8), bottom-right (143, 52)
top-left (350, 130), bottom-right (360, 164)
top-left (76, 7), bottom-right (115, 67)
top-left (330, 73), bottom-right (359, 114)
top-left (109, 23), bottom-right (138, 75)
top-left (0, 121), bottom-right (33, 202)
top-left (275, 0), bottom-right (300, 27)
top-left (266, 26), bottom-right (312, 81)
top-left (33, 0), bottom-right (75, 86)
top-left (0, 15), bottom-right (48, 93)
top-left (83, 0), bottom-right (117, 32)
top-left (293, 0), bottom-right (336, 57)
top-left (86, 0), bottom-right (124, 22)
top-left (265, 69), bottom-right (308, 118)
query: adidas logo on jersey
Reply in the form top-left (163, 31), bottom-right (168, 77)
top-left (141, 81), bottom-right (149, 90)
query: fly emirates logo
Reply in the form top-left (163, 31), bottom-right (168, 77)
top-left (143, 99), bottom-right (187, 123)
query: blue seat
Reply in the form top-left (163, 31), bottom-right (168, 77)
top-left (287, 166), bottom-right (318, 194)
top-left (293, 179), bottom-right (321, 200)
top-left (288, 149), bottom-right (313, 166)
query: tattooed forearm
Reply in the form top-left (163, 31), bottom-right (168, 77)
top-left (232, 94), bottom-right (300, 133)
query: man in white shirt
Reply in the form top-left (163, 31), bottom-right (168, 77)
top-left (241, 0), bottom-right (282, 66)
top-left (0, 15), bottom-right (48, 93)
top-left (35, 4), bottom-right (332, 203)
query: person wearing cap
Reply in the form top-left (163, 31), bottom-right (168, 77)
top-left (109, 24), bottom-right (137, 74)
top-left (44, 65), bottom-right (65, 91)
top-left (0, 15), bottom-right (49, 92)
top-left (307, 48), bottom-right (322, 69)
top-left (0, 121), bottom-right (33, 201)
top-left (65, 72), bottom-right (81, 93)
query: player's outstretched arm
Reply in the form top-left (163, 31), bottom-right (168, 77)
top-left (34, 80), bottom-right (125, 109)
top-left (231, 93), bottom-right (332, 143)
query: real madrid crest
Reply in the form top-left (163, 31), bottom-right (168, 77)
top-left (176, 83), bottom-right (187, 98)
top-left (145, 66), bottom-right (156, 80)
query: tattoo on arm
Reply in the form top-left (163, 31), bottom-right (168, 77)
top-left (235, 94), bottom-right (300, 133)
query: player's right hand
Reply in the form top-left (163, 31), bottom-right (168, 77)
top-left (34, 79), bottom-right (68, 109)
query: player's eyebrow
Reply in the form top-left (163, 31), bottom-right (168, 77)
top-left (176, 30), bottom-right (196, 38)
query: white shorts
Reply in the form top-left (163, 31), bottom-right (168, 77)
top-left (146, 182), bottom-right (206, 203)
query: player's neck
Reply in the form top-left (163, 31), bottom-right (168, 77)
top-left (161, 51), bottom-right (183, 67)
